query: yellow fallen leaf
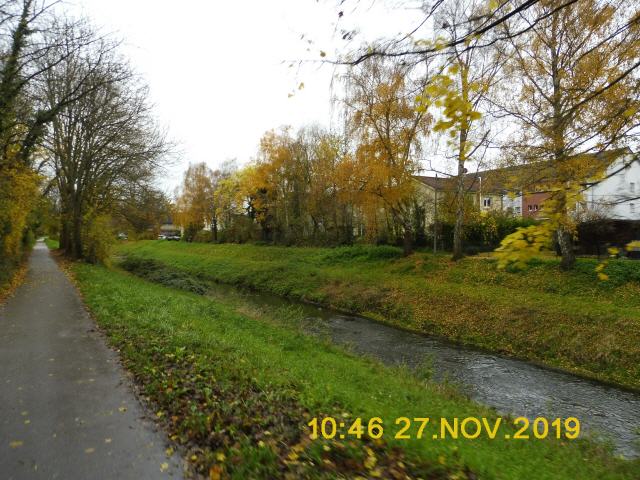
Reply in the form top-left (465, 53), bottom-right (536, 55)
top-left (216, 452), bottom-right (226, 462)
top-left (10, 441), bottom-right (23, 448)
top-left (85, 448), bottom-right (95, 454)
top-left (105, 438), bottom-right (112, 444)
top-left (118, 407), bottom-right (127, 412)
top-left (165, 447), bottom-right (174, 456)
top-left (160, 462), bottom-right (169, 472)
top-left (209, 465), bottom-right (223, 480)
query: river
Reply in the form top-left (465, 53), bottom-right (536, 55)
top-left (202, 280), bottom-right (640, 458)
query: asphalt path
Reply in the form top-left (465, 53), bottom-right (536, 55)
top-left (0, 241), bottom-right (182, 479)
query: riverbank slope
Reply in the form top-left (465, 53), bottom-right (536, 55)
top-left (71, 260), bottom-right (638, 479)
top-left (117, 241), bottom-right (640, 390)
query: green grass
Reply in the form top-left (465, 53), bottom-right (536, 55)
top-left (72, 263), bottom-right (638, 479)
top-left (115, 241), bottom-right (640, 390)
top-left (44, 237), bottom-right (59, 250)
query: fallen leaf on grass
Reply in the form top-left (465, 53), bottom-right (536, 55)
top-left (209, 465), bottom-right (223, 480)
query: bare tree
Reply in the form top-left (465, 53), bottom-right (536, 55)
top-left (0, 1), bottom-right (118, 168)
top-left (40, 22), bottom-right (169, 259)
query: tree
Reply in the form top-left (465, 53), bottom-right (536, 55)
top-left (0, 2), bottom-right (120, 265)
top-left (344, 58), bottom-right (430, 255)
top-left (495, 0), bottom-right (640, 270)
top-left (419, 0), bottom-right (504, 260)
top-left (41, 24), bottom-right (168, 260)
top-left (174, 163), bottom-right (216, 242)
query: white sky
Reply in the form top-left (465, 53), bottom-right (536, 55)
top-left (64, 0), bottom-right (426, 192)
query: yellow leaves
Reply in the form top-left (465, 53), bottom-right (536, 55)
top-left (447, 64), bottom-right (460, 75)
top-left (364, 446), bottom-right (377, 469)
top-left (626, 241), bottom-right (640, 251)
top-left (84, 447), bottom-right (95, 454)
top-left (9, 440), bottom-right (23, 448)
top-left (209, 465), bottom-right (223, 480)
top-left (160, 462), bottom-right (169, 472)
top-left (0, 166), bottom-right (40, 259)
top-left (494, 223), bottom-right (554, 269)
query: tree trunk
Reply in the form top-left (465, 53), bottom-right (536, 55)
top-left (557, 227), bottom-right (575, 270)
top-left (452, 158), bottom-right (466, 261)
top-left (212, 218), bottom-right (218, 242)
top-left (59, 217), bottom-right (69, 251)
top-left (72, 207), bottom-right (83, 259)
top-left (402, 221), bottom-right (413, 257)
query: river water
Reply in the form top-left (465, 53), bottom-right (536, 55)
top-left (205, 281), bottom-right (640, 458)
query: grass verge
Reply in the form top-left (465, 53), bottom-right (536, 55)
top-left (71, 262), bottom-right (638, 479)
top-left (44, 237), bottom-right (59, 250)
top-left (116, 241), bottom-right (640, 390)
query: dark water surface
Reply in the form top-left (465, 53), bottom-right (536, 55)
top-left (205, 281), bottom-right (640, 458)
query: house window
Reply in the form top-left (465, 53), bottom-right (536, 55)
top-left (533, 204), bottom-right (539, 211)
top-left (631, 182), bottom-right (636, 193)
top-left (483, 197), bottom-right (492, 207)
top-left (528, 205), bottom-right (533, 212)
top-left (515, 206), bottom-right (521, 214)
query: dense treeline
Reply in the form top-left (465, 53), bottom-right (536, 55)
top-left (0, 0), bottom-right (169, 270)
top-left (174, 0), bottom-right (640, 267)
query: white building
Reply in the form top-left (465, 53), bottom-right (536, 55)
top-left (581, 151), bottom-right (640, 220)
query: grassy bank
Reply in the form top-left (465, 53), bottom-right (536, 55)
top-left (116, 241), bottom-right (640, 390)
top-left (44, 237), bottom-right (59, 250)
top-left (71, 262), bottom-right (638, 479)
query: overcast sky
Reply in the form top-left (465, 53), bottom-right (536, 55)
top-left (63, 0), bottom-right (425, 192)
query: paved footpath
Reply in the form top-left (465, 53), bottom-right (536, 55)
top-left (0, 241), bottom-right (183, 479)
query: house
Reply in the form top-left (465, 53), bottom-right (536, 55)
top-left (413, 174), bottom-right (504, 223)
top-left (414, 149), bottom-right (640, 222)
top-left (580, 150), bottom-right (640, 220)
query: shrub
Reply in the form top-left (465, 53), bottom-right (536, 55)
top-left (83, 214), bottom-right (115, 264)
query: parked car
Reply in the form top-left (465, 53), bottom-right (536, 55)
top-left (158, 234), bottom-right (166, 240)
top-left (167, 234), bottom-right (181, 241)
top-left (117, 232), bottom-right (128, 240)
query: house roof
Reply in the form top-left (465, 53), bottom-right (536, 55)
top-left (413, 175), bottom-right (484, 193)
top-left (414, 148), bottom-right (635, 195)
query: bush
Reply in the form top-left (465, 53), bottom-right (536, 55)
top-left (434, 213), bottom-right (537, 253)
top-left (0, 166), bottom-right (39, 262)
top-left (83, 214), bottom-right (115, 264)
top-left (193, 230), bottom-right (213, 243)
